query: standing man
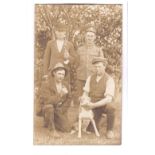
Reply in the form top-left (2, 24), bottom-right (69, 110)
top-left (40, 62), bottom-right (72, 138)
top-left (82, 57), bottom-right (115, 139)
top-left (75, 25), bottom-right (104, 98)
top-left (43, 23), bottom-right (77, 82)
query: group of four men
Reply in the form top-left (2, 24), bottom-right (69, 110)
top-left (39, 23), bottom-right (115, 139)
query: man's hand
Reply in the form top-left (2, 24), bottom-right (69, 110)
top-left (42, 75), bottom-right (48, 81)
top-left (61, 86), bottom-right (68, 96)
top-left (57, 102), bottom-right (62, 106)
top-left (64, 59), bottom-right (70, 64)
top-left (64, 51), bottom-right (70, 60)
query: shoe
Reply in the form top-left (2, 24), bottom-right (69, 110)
top-left (106, 130), bottom-right (114, 139)
top-left (53, 130), bottom-right (61, 138)
top-left (85, 131), bottom-right (92, 135)
top-left (82, 129), bottom-right (91, 134)
top-left (70, 129), bottom-right (76, 134)
top-left (48, 129), bottom-right (61, 138)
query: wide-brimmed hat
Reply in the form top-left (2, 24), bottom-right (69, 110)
top-left (50, 62), bottom-right (68, 76)
top-left (92, 57), bottom-right (108, 66)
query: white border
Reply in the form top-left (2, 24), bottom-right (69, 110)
top-left (1, 0), bottom-right (155, 155)
top-left (32, 0), bottom-right (128, 153)
top-left (34, 0), bottom-right (125, 4)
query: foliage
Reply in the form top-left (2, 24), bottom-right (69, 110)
top-left (35, 4), bottom-right (122, 89)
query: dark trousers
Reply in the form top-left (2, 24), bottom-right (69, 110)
top-left (87, 104), bottom-right (115, 132)
top-left (43, 104), bottom-right (71, 132)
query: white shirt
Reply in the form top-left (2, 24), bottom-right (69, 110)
top-left (56, 40), bottom-right (64, 52)
top-left (56, 83), bottom-right (62, 94)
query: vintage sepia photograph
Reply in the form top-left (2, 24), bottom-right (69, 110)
top-left (34, 4), bottom-right (122, 145)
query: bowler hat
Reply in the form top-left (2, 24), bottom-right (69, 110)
top-left (50, 62), bottom-right (68, 76)
top-left (92, 57), bottom-right (108, 66)
top-left (55, 23), bottom-right (68, 32)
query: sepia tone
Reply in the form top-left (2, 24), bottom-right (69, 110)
top-left (34, 4), bottom-right (122, 145)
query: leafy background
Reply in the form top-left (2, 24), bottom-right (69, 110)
top-left (34, 4), bottom-right (122, 144)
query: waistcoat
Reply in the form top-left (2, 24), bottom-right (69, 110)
top-left (89, 73), bottom-right (109, 102)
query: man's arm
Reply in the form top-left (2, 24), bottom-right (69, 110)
top-left (68, 42), bottom-right (79, 66)
top-left (82, 76), bottom-right (91, 97)
top-left (89, 95), bottom-right (113, 109)
top-left (87, 76), bottom-right (115, 109)
top-left (43, 41), bottom-right (51, 76)
top-left (99, 47), bottom-right (104, 57)
top-left (40, 80), bottom-right (63, 105)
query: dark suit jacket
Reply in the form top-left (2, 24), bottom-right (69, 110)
top-left (40, 76), bottom-right (72, 113)
top-left (43, 40), bottom-right (78, 75)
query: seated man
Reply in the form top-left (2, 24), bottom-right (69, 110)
top-left (82, 57), bottom-right (115, 139)
top-left (40, 62), bottom-right (72, 138)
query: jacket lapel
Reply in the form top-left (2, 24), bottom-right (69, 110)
top-left (49, 76), bottom-right (69, 94)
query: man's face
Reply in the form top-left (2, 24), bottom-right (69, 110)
top-left (53, 69), bottom-right (65, 83)
top-left (55, 30), bottom-right (66, 40)
top-left (85, 32), bottom-right (96, 44)
top-left (94, 62), bottom-right (106, 76)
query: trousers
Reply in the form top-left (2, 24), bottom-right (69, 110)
top-left (43, 104), bottom-right (71, 132)
top-left (87, 104), bottom-right (115, 131)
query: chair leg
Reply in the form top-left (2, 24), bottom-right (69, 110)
top-left (91, 119), bottom-right (100, 137)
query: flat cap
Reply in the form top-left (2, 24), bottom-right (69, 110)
top-left (83, 23), bottom-right (96, 34)
top-left (85, 26), bottom-right (96, 34)
top-left (92, 57), bottom-right (108, 66)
